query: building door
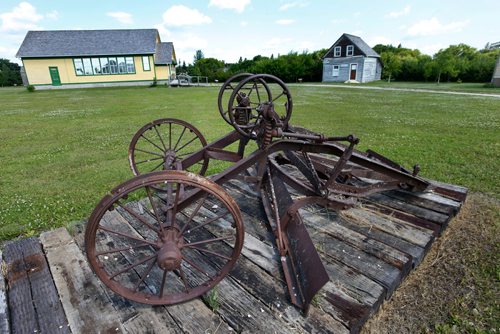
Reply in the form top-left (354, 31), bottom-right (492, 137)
top-left (49, 67), bottom-right (61, 86)
top-left (350, 64), bottom-right (357, 80)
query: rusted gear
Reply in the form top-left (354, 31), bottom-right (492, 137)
top-left (85, 170), bottom-right (244, 305)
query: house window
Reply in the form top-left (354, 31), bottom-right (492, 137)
top-left (73, 56), bottom-right (136, 76)
top-left (82, 58), bottom-right (92, 75)
top-left (142, 56), bottom-right (151, 71)
top-left (332, 65), bottom-right (340, 77)
top-left (74, 59), bottom-right (84, 75)
top-left (347, 45), bottom-right (354, 56)
top-left (91, 58), bottom-right (101, 75)
top-left (334, 46), bottom-right (341, 57)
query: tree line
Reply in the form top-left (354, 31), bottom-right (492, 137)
top-left (177, 43), bottom-right (499, 84)
top-left (0, 59), bottom-right (22, 86)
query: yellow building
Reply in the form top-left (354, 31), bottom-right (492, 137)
top-left (16, 29), bottom-right (176, 89)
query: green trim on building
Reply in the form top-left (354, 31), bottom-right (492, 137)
top-left (31, 78), bottom-right (161, 87)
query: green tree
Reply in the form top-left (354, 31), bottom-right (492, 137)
top-left (0, 58), bottom-right (22, 86)
top-left (193, 50), bottom-right (204, 64)
top-left (380, 52), bottom-right (402, 82)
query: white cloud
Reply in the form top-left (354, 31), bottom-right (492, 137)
top-left (368, 35), bottom-right (392, 46)
top-left (386, 5), bottom-right (411, 18)
top-left (173, 33), bottom-right (209, 63)
top-left (0, 2), bottom-right (43, 32)
top-left (107, 12), bottom-right (133, 24)
top-left (276, 19), bottom-right (295, 25)
top-left (407, 17), bottom-right (470, 36)
top-left (154, 24), bottom-right (171, 39)
top-left (279, 1), bottom-right (309, 11)
top-left (46, 10), bottom-right (59, 20)
top-left (209, 0), bottom-right (251, 13)
top-left (240, 21), bottom-right (248, 27)
top-left (161, 5), bottom-right (212, 27)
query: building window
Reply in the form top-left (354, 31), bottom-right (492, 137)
top-left (142, 56), bottom-right (151, 71)
top-left (347, 45), bottom-right (354, 56)
top-left (334, 46), bottom-right (341, 57)
top-left (74, 56), bottom-right (136, 76)
top-left (332, 65), bottom-right (340, 77)
top-left (74, 59), bottom-right (84, 75)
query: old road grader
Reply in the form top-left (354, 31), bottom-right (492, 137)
top-left (85, 73), bottom-right (464, 315)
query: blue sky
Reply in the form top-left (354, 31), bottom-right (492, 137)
top-left (1, 1), bottom-right (499, 65)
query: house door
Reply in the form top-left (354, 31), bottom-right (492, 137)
top-left (350, 64), bottom-right (357, 80)
top-left (49, 67), bottom-right (61, 86)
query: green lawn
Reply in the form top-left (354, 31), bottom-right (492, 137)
top-left (0, 85), bottom-right (499, 240)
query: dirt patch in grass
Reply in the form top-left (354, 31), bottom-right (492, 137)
top-left (362, 192), bottom-right (499, 334)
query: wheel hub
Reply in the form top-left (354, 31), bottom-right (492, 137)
top-left (157, 227), bottom-right (183, 271)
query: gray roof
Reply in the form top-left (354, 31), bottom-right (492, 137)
top-left (343, 34), bottom-right (380, 57)
top-left (16, 29), bottom-right (159, 58)
top-left (155, 42), bottom-right (174, 65)
top-left (323, 33), bottom-right (380, 59)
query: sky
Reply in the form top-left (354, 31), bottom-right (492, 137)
top-left (1, 0), bottom-right (499, 65)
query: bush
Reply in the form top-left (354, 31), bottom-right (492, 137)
top-left (26, 85), bottom-right (35, 92)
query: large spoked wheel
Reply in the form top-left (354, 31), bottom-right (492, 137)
top-left (218, 73), bottom-right (254, 125)
top-left (129, 118), bottom-right (209, 176)
top-left (85, 170), bottom-right (244, 305)
top-left (227, 74), bottom-right (293, 139)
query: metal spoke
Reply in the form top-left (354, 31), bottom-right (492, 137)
top-left (182, 211), bottom-right (229, 235)
top-left (145, 186), bottom-right (165, 234)
top-left (153, 125), bottom-right (168, 152)
top-left (272, 91), bottom-right (286, 103)
top-left (173, 126), bottom-right (187, 151)
top-left (133, 256), bottom-right (156, 292)
top-left (140, 134), bottom-right (165, 154)
top-left (188, 245), bottom-right (232, 261)
top-left (95, 243), bottom-right (151, 256)
top-left (109, 253), bottom-right (157, 280)
top-left (149, 160), bottom-right (165, 172)
top-left (178, 194), bottom-right (208, 235)
top-left (159, 269), bottom-right (168, 298)
top-left (183, 235), bottom-right (233, 248)
top-left (175, 136), bottom-right (199, 153)
top-left (117, 203), bottom-right (160, 234)
top-left (134, 148), bottom-right (165, 158)
top-left (178, 267), bottom-right (191, 293)
top-left (98, 225), bottom-right (158, 247)
top-left (182, 256), bottom-right (211, 278)
top-left (135, 156), bottom-right (164, 165)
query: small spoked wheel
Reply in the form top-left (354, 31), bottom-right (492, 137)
top-left (129, 118), bottom-right (209, 176)
top-left (85, 170), bottom-right (244, 305)
top-left (227, 74), bottom-right (293, 139)
top-left (218, 73), bottom-right (259, 125)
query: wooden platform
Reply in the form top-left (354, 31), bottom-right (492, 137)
top-left (0, 178), bottom-right (467, 334)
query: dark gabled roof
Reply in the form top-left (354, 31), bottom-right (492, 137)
top-left (16, 29), bottom-right (159, 58)
top-left (155, 42), bottom-right (175, 65)
top-left (323, 33), bottom-right (380, 59)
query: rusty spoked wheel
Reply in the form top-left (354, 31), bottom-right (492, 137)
top-left (85, 170), bottom-right (244, 305)
top-left (218, 72), bottom-right (257, 125)
top-left (129, 118), bottom-right (209, 176)
top-left (227, 74), bottom-right (293, 139)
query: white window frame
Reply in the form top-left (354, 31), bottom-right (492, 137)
top-left (334, 46), bottom-right (341, 57)
top-left (142, 56), bottom-right (151, 71)
top-left (332, 65), bottom-right (340, 77)
top-left (346, 45), bottom-right (354, 56)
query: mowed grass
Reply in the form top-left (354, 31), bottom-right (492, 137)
top-left (0, 84), bottom-right (499, 240)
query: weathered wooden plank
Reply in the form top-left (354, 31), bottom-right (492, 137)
top-left (3, 237), bottom-right (70, 334)
top-left (344, 207), bottom-right (434, 249)
top-left (367, 193), bottom-right (450, 226)
top-left (3, 238), bottom-right (39, 334)
top-left (384, 190), bottom-right (460, 216)
top-left (0, 252), bottom-right (11, 334)
top-left (301, 210), bottom-right (413, 275)
top-left (305, 224), bottom-right (402, 296)
top-left (427, 179), bottom-right (468, 202)
top-left (40, 228), bottom-right (126, 333)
